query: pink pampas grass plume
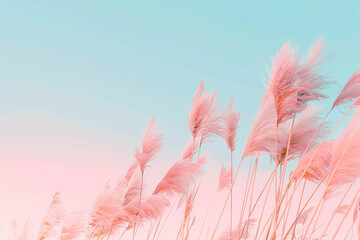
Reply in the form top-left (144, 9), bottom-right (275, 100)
top-left (334, 204), bottom-right (349, 215)
top-left (297, 206), bottom-right (314, 225)
top-left (187, 79), bottom-right (208, 137)
top-left (182, 138), bottom-right (198, 161)
top-left (135, 118), bottom-right (163, 172)
top-left (139, 194), bottom-right (170, 221)
top-left (124, 161), bottom-right (138, 182)
top-left (266, 41), bottom-right (301, 123)
top-left (325, 110), bottom-right (360, 198)
top-left (352, 96), bottom-right (360, 109)
top-left (38, 192), bottom-right (66, 240)
top-left (221, 96), bottom-right (241, 152)
top-left (275, 105), bottom-right (324, 164)
top-left (59, 212), bottom-right (87, 240)
top-left (196, 153), bottom-right (207, 171)
top-left (243, 97), bottom-right (277, 157)
top-left (9, 221), bottom-right (30, 240)
top-left (266, 37), bottom-right (328, 124)
top-left (306, 36), bottom-right (327, 66)
top-left (199, 95), bottom-right (222, 145)
top-left (333, 70), bottom-right (360, 108)
top-left (89, 184), bottom-right (127, 235)
top-left (122, 193), bottom-right (170, 223)
top-left (122, 169), bottom-right (141, 206)
top-left (218, 218), bottom-right (256, 240)
top-left (218, 165), bottom-right (232, 192)
top-left (292, 140), bottom-right (334, 183)
top-left (153, 159), bottom-right (199, 196)
top-left (295, 37), bottom-right (329, 99)
top-left (188, 80), bottom-right (221, 141)
top-left (244, 38), bottom-right (328, 157)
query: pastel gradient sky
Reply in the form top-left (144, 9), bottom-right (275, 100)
top-left (1, 1), bottom-right (360, 238)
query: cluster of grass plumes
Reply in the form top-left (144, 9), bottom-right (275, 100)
top-left (10, 37), bottom-right (360, 240)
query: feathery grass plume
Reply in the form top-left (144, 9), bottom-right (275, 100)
top-left (297, 207), bottom-right (314, 225)
top-left (124, 161), bottom-right (138, 182)
top-left (182, 138), bottom-right (198, 161)
top-left (9, 221), bottom-right (30, 240)
top-left (333, 204), bottom-right (349, 215)
top-left (184, 193), bottom-right (195, 224)
top-left (122, 168), bottom-right (141, 207)
top-left (188, 80), bottom-right (221, 141)
top-left (292, 140), bottom-right (334, 183)
top-left (243, 97), bottom-right (277, 157)
top-left (352, 96), bottom-right (360, 109)
top-left (218, 218), bottom-right (256, 240)
top-left (89, 183), bottom-right (126, 236)
top-left (153, 159), bottom-right (199, 196)
top-left (199, 94), bottom-right (222, 145)
top-left (275, 106), bottom-right (324, 164)
top-left (188, 79), bottom-right (208, 138)
top-left (325, 110), bottom-right (360, 198)
top-left (218, 165), bottom-right (232, 192)
top-left (306, 36), bottom-right (327, 66)
top-left (138, 194), bottom-right (170, 221)
top-left (135, 118), bottom-right (163, 172)
top-left (266, 37), bottom-right (328, 124)
top-left (221, 96), bottom-right (241, 152)
top-left (266, 41), bottom-right (301, 123)
top-left (196, 153), bottom-right (207, 171)
top-left (295, 37), bottom-right (329, 100)
top-left (38, 192), bottom-right (66, 240)
top-left (59, 212), bottom-right (87, 240)
top-left (333, 70), bottom-right (360, 108)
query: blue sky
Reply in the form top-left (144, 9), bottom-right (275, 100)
top-left (1, 1), bottom-right (360, 170)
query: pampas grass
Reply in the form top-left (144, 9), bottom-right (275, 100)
top-left (9, 37), bottom-right (360, 240)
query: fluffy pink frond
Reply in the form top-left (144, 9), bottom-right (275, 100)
top-left (292, 140), bottom-right (334, 183)
top-left (306, 36), bottom-right (327, 66)
top-left (188, 80), bottom-right (221, 140)
top-left (267, 38), bottom-right (328, 124)
top-left (296, 37), bottom-right (329, 98)
top-left (123, 169), bottom-right (141, 206)
top-left (243, 97), bottom-right (277, 157)
top-left (297, 206), bottom-right (314, 225)
top-left (326, 110), bottom-right (360, 198)
top-left (199, 92), bottom-right (222, 144)
top-left (218, 165), bottom-right (232, 192)
top-left (275, 106), bottom-right (325, 164)
top-left (267, 41), bottom-right (301, 123)
top-left (139, 194), bottom-right (170, 220)
top-left (334, 204), bottom-right (349, 215)
top-left (221, 96), bottom-right (241, 151)
top-left (184, 193), bottom-right (195, 220)
top-left (38, 192), bottom-right (66, 240)
top-left (352, 96), bottom-right (360, 108)
top-left (135, 118), bottom-right (163, 172)
top-left (197, 153), bottom-right (207, 170)
top-left (59, 212), bottom-right (87, 240)
top-left (218, 218), bottom-right (256, 240)
top-left (333, 70), bottom-right (360, 108)
top-left (153, 159), bottom-right (199, 196)
top-left (124, 161), bottom-right (138, 181)
top-left (9, 221), bottom-right (30, 240)
top-left (188, 80), bottom-right (207, 138)
top-left (182, 138), bottom-right (197, 161)
top-left (89, 184), bottom-right (125, 234)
